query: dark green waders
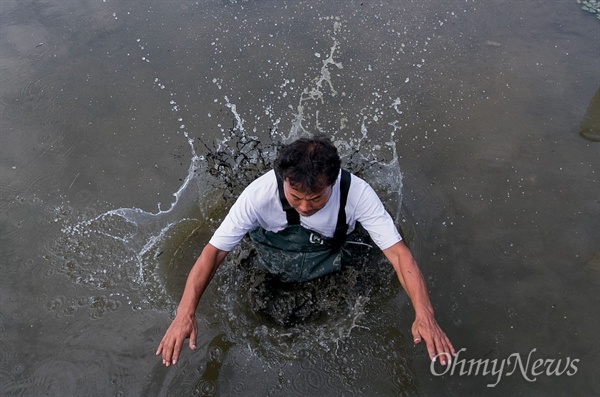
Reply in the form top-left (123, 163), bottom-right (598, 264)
top-left (248, 170), bottom-right (352, 283)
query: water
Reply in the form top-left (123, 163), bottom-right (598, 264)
top-left (1, 0), bottom-right (599, 396)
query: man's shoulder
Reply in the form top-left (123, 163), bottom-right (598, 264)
top-left (345, 171), bottom-right (386, 210)
top-left (246, 169), bottom-right (276, 190)
top-left (346, 171), bottom-right (372, 192)
top-left (240, 169), bottom-right (278, 205)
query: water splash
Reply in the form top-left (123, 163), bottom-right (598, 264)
top-left (52, 21), bottom-right (407, 362)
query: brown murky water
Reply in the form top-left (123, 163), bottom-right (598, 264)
top-left (1, 0), bottom-right (599, 396)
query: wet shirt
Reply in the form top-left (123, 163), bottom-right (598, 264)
top-left (209, 170), bottom-right (402, 252)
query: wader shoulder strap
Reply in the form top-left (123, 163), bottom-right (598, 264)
top-left (275, 171), bottom-right (300, 225)
top-left (275, 169), bottom-right (351, 247)
top-left (332, 169), bottom-right (351, 249)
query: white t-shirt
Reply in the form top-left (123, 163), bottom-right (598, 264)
top-left (209, 170), bottom-right (402, 252)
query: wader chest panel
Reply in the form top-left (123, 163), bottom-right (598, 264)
top-left (248, 170), bottom-right (351, 282)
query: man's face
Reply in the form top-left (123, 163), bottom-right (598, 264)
top-left (283, 179), bottom-right (333, 217)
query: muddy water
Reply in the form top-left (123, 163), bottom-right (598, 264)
top-left (1, 0), bottom-right (599, 396)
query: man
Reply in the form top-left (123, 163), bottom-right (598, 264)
top-left (156, 136), bottom-right (455, 366)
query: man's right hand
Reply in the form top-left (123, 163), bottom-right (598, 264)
top-left (155, 244), bottom-right (228, 367)
top-left (156, 314), bottom-right (198, 366)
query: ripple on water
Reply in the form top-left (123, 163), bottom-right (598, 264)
top-left (2, 360), bottom-right (81, 396)
top-left (0, 311), bottom-right (6, 333)
top-left (289, 367), bottom-right (328, 396)
top-left (0, 23), bottom-right (45, 104)
top-left (3, 69), bottom-right (65, 132)
top-left (191, 379), bottom-right (217, 397)
top-left (0, 336), bottom-right (19, 372)
top-left (54, 212), bottom-right (141, 275)
top-left (42, 294), bottom-right (104, 332)
top-left (491, 236), bottom-right (523, 264)
top-left (192, 333), bottom-right (234, 396)
top-left (6, 167), bottom-right (57, 218)
top-left (36, 130), bottom-right (78, 168)
top-left (403, 185), bottom-right (445, 241)
top-left (0, 169), bottom-right (22, 214)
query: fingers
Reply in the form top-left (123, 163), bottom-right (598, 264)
top-left (161, 338), bottom-right (173, 366)
top-left (440, 333), bottom-right (456, 357)
top-left (155, 333), bottom-right (179, 367)
top-left (430, 336), bottom-right (451, 365)
top-left (189, 326), bottom-right (197, 351)
top-left (413, 318), bottom-right (455, 366)
top-left (411, 323), bottom-right (422, 345)
top-left (156, 318), bottom-right (197, 367)
top-left (156, 336), bottom-right (171, 366)
top-left (160, 339), bottom-right (179, 367)
top-left (171, 338), bottom-right (183, 366)
top-left (426, 339), bottom-right (438, 363)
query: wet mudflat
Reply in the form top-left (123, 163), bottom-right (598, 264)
top-left (1, 0), bottom-right (599, 396)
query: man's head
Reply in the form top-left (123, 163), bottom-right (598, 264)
top-left (275, 135), bottom-right (341, 193)
top-left (275, 136), bottom-right (341, 217)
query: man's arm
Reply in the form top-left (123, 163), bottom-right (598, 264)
top-left (156, 243), bottom-right (229, 367)
top-left (383, 240), bottom-right (455, 365)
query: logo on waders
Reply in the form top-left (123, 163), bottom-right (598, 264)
top-left (309, 232), bottom-right (324, 245)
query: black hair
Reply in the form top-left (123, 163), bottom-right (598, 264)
top-left (274, 135), bottom-right (341, 193)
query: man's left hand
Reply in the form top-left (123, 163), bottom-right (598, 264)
top-left (412, 313), bottom-right (455, 365)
